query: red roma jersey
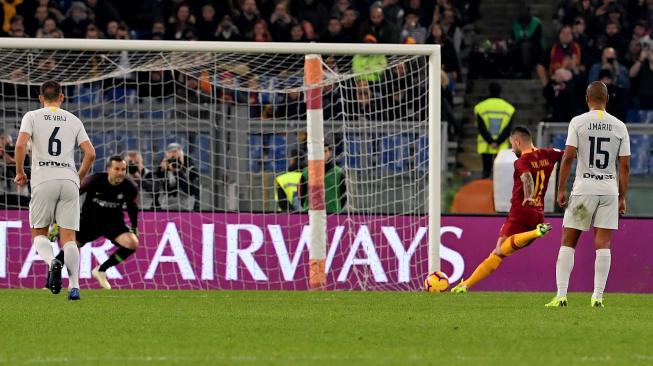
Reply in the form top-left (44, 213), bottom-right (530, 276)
top-left (510, 148), bottom-right (564, 215)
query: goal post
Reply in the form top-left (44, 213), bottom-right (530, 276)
top-left (0, 38), bottom-right (441, 290)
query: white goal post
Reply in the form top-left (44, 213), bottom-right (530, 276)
top-left (0, 38), bottom-right (441, 290)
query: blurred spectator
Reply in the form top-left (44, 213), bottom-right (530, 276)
top-left (60, 1), bottom-right (90, 38)
top-left (116, 22), bottom-right (130, 39)
top-left (405, 0), bottom-right (428, 27)
top-left (155, 142), bottom-right (200, 211)
top-left (125, 150), bottom-right (155, 203)
top-left (340, 8), bottom-right (359, 42)
top-left (292, 0), bottom-right (328, 34)
top-left (138, 70), bottom-right (175, 100)
top-left (235, 0), bottom-right (260, 39)
top-left (301, 20), bottom-right (317, 41)
top-left (628, 42), bottom-right (653, 109)
top-left (330, 0), bottom-right (350, 20)
top-left (166, 2), bottom-right (195, 40)
top-left (214, 14), bottom-right (241, 41)
top-left (440, 68), bottom-right (459, 138)
top-left (600, 69), bottom-right (627, 120)
top-left (425, 22), bottom-right (460, 81)
top-left (251, 19), bottom-right (272, 42)
top-left (441, 6), bottom-right (462, 55)
top-left (289, 22), bottom-right (306, 42)
top-left (150, 19), bottom-right (166, 40)
top-left (195, 4), bottom-right (218, 41)
top-left (84, 23), bottom-right (102, 39)
top-left (269, 1), bottom-right (293, 42)
top-left (105, 19), bottom-right (118, 38)
top-left (588, 47), bottom-right (630, 90)
top-left (274, 78), bottom-right (305, 119)
top-left (298, 137), bottom-right (346, 213)
top-left (86, 0), bottom-right (121, 32)
top-left (25, 5), bottom-right (49, 36)
top-left (358, 4), bottom-right (399, 43)
top-left (597, 20), bottom-right (627, 59)
top-left (382, 0), bottom-right (404, 29)
top-left (400, 10), bottom-right (426, 44)
top-left (547, 67), bottom-right (582, 122)
top-left (537, 25), bottom-right (582, 90)
top-left (352, 34), bottom-right (388, 82)
top-left (321, 17), bottom-right (351, 43)
top-left (572, 16), bottom-right (598, 70)
top-left (36, 17), bottom-right (60, 38)
top-left (176, 73), bottom-right (211, 118)
top-left (8, 15), bottom-right (26, 37)
top-left (632, 20), bottom-right (650, 44)
top-left (510, 4), bottom-right (543, 78)
top-left (474, 82), bottom-right (514, 179)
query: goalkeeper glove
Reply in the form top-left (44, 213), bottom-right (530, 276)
top-left (48, 224), bottom-right (59, 242)
top-left (130, 227), bottom-right (139, 236)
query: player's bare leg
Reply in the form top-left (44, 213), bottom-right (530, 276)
top-left (93, 232), bottom-right (139, 290)
top-left (591, 228), bottom-right (613, 307)
top-left (59, 227), bottom-right (80, 300)
top-left (546, 227), bottom-right (582, 307)
top-left (31, 227), bottom-right (61, 294)
top-left (452, 223), bottom-right (552, 293)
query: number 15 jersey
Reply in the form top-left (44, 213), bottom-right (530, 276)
top-left (566, 109), bottom-right (630, 196)
top-left (19, 106), bottom-right (90, 188)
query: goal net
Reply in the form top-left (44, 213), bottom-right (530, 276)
top-left (0, 39), bottom-right (440, 291)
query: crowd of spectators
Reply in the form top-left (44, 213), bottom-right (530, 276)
top-left (530, 0), bottom-right (653, 121)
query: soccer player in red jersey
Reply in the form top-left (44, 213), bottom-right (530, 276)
top-left (451, 126), bottom-right (564, 292)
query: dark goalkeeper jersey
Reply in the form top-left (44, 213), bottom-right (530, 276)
top-left (80, 172), bottom-right (139, 227)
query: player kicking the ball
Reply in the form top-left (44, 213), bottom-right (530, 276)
top-left (49, 155), bottom-right (139, 290)
top-left (451, 126), bottom-right (563, 293)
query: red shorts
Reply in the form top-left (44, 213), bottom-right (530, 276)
top-left (499, 209), bottom-right (544, 237)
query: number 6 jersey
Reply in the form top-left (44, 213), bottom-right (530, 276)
top-left (566, 109), bottom-right (630, 196)
top-left (19, 106), bottom-right (90, 188)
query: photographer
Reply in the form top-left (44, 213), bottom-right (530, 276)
top-left (125, 150), bottom-right (155, 208)
top-left (588, 47), bottom-right (630, 90)
top-left (154, 142), bottom-right (200, 211)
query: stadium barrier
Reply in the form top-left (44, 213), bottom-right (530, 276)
top-left (1, 211), bottom-right (651, 292)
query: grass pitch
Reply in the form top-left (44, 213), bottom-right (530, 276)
top-left (1, 290), bottom-right (652, 366)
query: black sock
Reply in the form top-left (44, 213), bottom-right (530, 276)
top-left (55, 250), bottom-right (64, 263)
top-left (99, 246), bottom-right (136, 272)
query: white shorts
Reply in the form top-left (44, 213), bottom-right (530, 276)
top-left (29, 180), bottom-right (80, 230)
top-left (562, 195), bottom-right (618, 231)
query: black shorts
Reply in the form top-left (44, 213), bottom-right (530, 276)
top-left (77, 216), bottom-right (130, 246)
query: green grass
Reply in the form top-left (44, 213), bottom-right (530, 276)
top-left (1, 290), bottom-right (652, 366)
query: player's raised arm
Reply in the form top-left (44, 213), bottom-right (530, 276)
top-left (13, 132), bottom-right (30, 187)
top-left (77, 140), bottom-right (96, 182)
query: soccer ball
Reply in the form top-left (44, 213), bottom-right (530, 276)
top-left (424, 271), bottom-right (449, 293)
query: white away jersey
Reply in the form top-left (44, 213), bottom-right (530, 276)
top-left (19, 107), bottom-right (89, 188)
top-left (566, 109), bottom-right (630, 196)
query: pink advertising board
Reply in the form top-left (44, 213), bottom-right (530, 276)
top-left (0, 210), bottom-right (651, 292)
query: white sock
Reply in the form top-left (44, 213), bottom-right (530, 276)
top-left (556, 246), bottom-right (575, 297)
top-left (63, 241), bottom-right (80, 289)
top-left (34, 235), bottom-right (54, 267)
top-left (593, 249), bottom-right (611, 300)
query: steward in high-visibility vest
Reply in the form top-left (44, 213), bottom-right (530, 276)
top-left (275, 171), bottom-right (302, 212)
top-left (475, 82), bottom-right (515, 178)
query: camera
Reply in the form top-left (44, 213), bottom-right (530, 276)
top-left (128, 163), bottom-right (139, 174)
top-left (167, 157), bottom-right (181, 169)
top-left (606, 57), bottom-right (616, 64)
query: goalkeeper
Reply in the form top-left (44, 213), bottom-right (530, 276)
top-left (48, 155), bottom-right (139, 290)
